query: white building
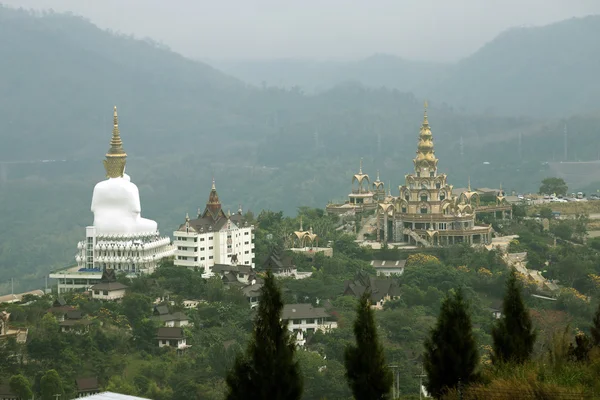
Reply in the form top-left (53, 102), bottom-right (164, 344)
top-left (50, 107), bottom-right (175, 293)
top-left (370, 260), bottom-right (406, 277)
top-left (173, 180), bottom-right (255, 276)
top-left (156, 327), bottom-right (189, 350)
top-left (281, 304), bottom-right (338, 339)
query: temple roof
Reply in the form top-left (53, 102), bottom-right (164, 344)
top-left (178, 180), bottom-right (247, 233)
top-left (413, 101), bottom-right (439, 172)
top-left (202, 178), bottom-right (226, 220)
top-left (103, 106), bottom-right (127, 178)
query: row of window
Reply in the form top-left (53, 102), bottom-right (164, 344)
top-left (290, 318), bottom-right (320, 325)
top-left (177, 246), bottom-right (214, 251)
top-left (177, 236), bottom-right (214, 241)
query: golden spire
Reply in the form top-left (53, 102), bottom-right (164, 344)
top-left (211, 177), bottom-right (216, 190)
top-left (468, 176), bottom-right (471, 192)
top-left (103, 106), bottom-right (127, 178)
top-left (300, 216), bottom-right (303, 231)
top-left (413, 101), bottom-right (438, 173)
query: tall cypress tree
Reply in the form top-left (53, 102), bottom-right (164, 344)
top-left (591, 301), bottom-right (600, 347)
top-left (491, 268), bottom-right (536, 364)
top-left (226, 270), bottom-right (302, 400)
top-left (344, 292), bottom-right (392, 400)
top-left (424, 288), bottom-right (479, 399)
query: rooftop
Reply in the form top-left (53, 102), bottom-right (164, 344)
top-left (156, 327), bottom-right (184, 340)
top-left (282, 304), bottom-right (330, 320)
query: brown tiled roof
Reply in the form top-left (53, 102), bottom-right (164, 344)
top-left (212, 264), bottom-right (253, 275)
top-left (153, 312), bottom-right (188, 322)
top-left (261, 247), bottom-right (295, 272)
top-left (48, 305), bottom-right (77, 314)
top-left (59, 319), bottom-right (92, 326)
top-left (53, 297), bottom-right (67, 307)
top-left (76, 377), bottom-right (99, 392)
top-left (153, 305), bottom-right (170, 316)
top-left (344, 271), bottom-right (400, 303)
top-left (282, 304), bottom-right (330, 320)
top-left (156, 327), bottom-right (184, 340)
top-left (66, 310), bottom-right (83, 320)
top-left (242, 283), bottom-right (263, 298)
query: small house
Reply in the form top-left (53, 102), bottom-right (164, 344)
top-left (156, 327), bottom-right (189, 350)
top-left (90, 269), bottom-right (127, 301)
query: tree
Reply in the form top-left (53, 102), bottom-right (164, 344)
top-left (491, 269), bottom-right (536, 364)
top-left (538, 207), bottom-right (553, 220)
top-left (344, 292), bottom-right (392, 400)
top-left (9, 374), bottom-right (33, 400)
top-left (122, 293), bottom-right (153, 325)
top-left (591, 301), bottom-right (600, 346)
top-left (225, 270), bottom-right (303, 400)
top-left (539, 177), bottom-right (568, 196)
top-left (424, 288), bottom-right (479, 399)
top-left (40, 369), bottom-right (64, 400)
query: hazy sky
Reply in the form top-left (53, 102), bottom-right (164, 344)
top-left (3, 0), bottom-right (600, 62)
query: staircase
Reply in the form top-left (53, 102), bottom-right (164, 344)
top-left (402, 228), bottom-right (432, 247)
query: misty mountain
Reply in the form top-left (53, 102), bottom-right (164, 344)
top-left (216, 16), bottom-right (600, 118)
top-left (432, 15), bottom-right (600, 117)
top-left (213, 54), bottom-right (448, 95)
top-left (0, 6), bottom-right (255, 161)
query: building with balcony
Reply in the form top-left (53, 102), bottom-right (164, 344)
top-left (50, 107), bottom-right (175, 292)
top-left (173, 180), bottom-right (255, 276)
top-left (282, 304), bottom-right (337, 346)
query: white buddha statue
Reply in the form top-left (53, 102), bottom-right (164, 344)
top-left (90, 107), bottom-right (158, 235)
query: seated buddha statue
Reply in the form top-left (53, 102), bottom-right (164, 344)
top-left (90, 107), bottom-right (158, 235)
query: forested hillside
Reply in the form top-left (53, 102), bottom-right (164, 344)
top-left (1, 6), bottom-right (600, 292)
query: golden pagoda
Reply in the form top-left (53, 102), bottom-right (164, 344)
top-left (103, 106), bottom-right (127, 178)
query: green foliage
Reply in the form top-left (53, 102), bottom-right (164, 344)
top-left (226, 271), bottom-right (303, 400)
top-left (424, 288), bottom-right (480, 398)
top-left (539, 206), bottom-right (554, 220)
top-left (40, 370), bottom-right (64, 400)
top-left (591, 302), bottom-right (600, 347)
top-left (122, 293), bottom-right (153, 325)
top-left (492, 269), bottom-right (536, 364)
top-left (9, 374), bottom-right (33, 400)
top-left (539, 178), bottom-right (568, 196)
top-left (344, 292), bottom-right (392, 400)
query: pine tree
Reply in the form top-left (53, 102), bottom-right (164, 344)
top-left (424, 288), bottom-right (479, 399)
top-left (591, 301), bottom-right (600, 346)
top-left (344, 292), bottom-right (392, 400)
top-left (491, 268), bottom-right (536, 364)
top-left (226, 270), bottom-right (302, 400)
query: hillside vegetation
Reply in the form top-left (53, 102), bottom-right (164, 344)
top-left (1, 6), bottom-right (600, 292)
